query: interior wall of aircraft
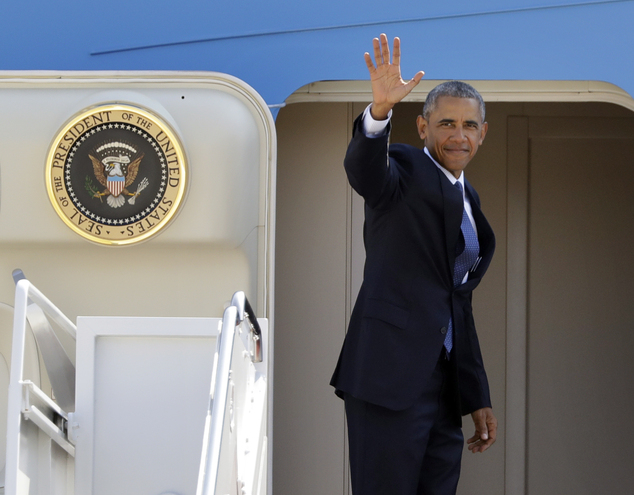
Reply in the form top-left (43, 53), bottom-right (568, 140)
top-left (274, 96), bottom-right (634, 495)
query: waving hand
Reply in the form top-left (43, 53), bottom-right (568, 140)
top-left (365, 34), bottom-right (425, 120)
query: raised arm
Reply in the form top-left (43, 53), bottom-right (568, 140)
top-left (365, 34), bottom-right (425, 120)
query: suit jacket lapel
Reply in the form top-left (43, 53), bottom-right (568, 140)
top-left (464, 180), bottom-right (495, 282)
top-left (439, 169), bottom-right (464, 285)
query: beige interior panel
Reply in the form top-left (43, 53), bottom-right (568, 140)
top-left (274, 102), bottom-right (351, 495)
top-left (527, 132), bottom-right (634, 494)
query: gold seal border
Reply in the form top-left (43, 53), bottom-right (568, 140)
top-left (46, 103), bottom-right (188, 246)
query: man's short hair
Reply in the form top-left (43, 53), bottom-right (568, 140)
top-left (422, 81), bottom-right (486, 122)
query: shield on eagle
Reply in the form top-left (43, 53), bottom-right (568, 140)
top-left (107, 175), bottom-right (125, 197)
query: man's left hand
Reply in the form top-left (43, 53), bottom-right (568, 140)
top-left (467, 407), bottom-right (497, 453)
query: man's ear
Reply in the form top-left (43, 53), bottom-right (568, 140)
top-left (416, 115), bottom-right (427, 141)
top-left (479, 122), bottom-right (489, 145)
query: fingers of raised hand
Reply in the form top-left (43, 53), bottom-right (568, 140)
top-left (379, 33), bottom-right (390, 65)
top-left (392, 37), bottom-right (401, 67)
top-left (364, 52), bottom-right (375, 72)
top-left (371, 37), bottom-right (383, 67)
top-left (405, 71), bottom-right (425, 90)
top-left (371, 34), bottom-right (392, 66)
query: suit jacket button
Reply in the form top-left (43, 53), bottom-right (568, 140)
top-left (440, 326), bottom-right (447, 335)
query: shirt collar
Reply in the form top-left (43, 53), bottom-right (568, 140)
top-left (424, 147), bottom-right (464, 188)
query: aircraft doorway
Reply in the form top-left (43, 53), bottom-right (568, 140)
top-left (274, 86), bottom-right (634, 495)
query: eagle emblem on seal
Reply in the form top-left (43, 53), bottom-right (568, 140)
top-left (87, 142), bottom-right (149, 208)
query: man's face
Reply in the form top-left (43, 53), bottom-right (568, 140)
top-left (416, 96), bottom-right (488, 179)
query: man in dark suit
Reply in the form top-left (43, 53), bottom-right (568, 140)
top-left (330, 34), bottom-right (497, 495)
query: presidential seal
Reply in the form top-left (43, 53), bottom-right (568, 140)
top-left (46, 104), bottom-right (187, 245)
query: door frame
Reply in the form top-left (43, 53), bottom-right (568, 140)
top-left (281, 80), bottom-right (634, 495)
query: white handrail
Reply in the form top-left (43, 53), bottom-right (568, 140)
top-left (197, 305), bottom-right (237, 495)
top-left (5, 279), bottom-right (78, 494)
top-left (13, 279), bottom-right (77, 340)
top-left (231, 291), bottom-right (263, 363)
top-left (12, 272), bottom-right (76, 411)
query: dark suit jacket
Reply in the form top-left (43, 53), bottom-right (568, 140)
top-left (330, 115), bottom-right (495, 416)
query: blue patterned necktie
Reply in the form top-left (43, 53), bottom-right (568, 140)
top-left (444, 181), bottom-right (480, 354)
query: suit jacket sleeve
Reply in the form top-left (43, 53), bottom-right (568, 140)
top-left (343, 114), bottom-right (413, 209)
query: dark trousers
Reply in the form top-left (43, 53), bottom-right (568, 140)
top-left (344, 355), bottom-right (463, 495)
